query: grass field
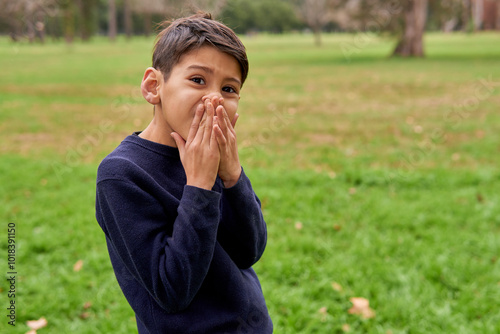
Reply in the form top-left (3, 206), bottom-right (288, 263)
top-left (1, 32), bottom-right (500, 333)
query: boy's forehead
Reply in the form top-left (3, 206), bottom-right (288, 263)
top-left (176, 46), bottom-right (242, 81)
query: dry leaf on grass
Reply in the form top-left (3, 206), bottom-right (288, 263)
top-left (26, 317), bottom-right (48, 331)
top-left (348, 297), bottom-right (375, 319)
top-left (79, 312), bottom-right (90, 320)
top-left (73, 259), bottom-right (83, 272)
top-left (318, 306), bottom-right (328, 322)
top-left (342, 323), bottom-right (351, 332)
top-left (331, 282), bottom-right (343, 292)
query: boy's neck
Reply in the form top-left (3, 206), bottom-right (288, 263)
top-left (139, 116), bottom-right (177, 148)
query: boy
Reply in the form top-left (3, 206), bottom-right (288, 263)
top-left (95, 12), bottom-right (273, 334)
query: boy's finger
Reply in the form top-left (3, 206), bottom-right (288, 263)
top-left (216, 106), bottom-right (228, 134)
top-left (211, 123), bottom-right (220, 149)
top-left (204, 101), bottom-right (214, 144)
top-left (231, 113), bottom-right (239, 128)
top-left (187, 103), bottom-right (205, 144)
top-left (221, 107), bottom-right (235, 136)
top-left (212, 95), bottom-right (220, 108)
top-left (170, 132), bottom-right (186, 155)
top-left (214, 124), bottom-right (227, 148)
top-left (219, 105), bottom-right (233, 132)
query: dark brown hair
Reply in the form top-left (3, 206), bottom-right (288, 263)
top-left (153, 12), bottom-right (249, 85)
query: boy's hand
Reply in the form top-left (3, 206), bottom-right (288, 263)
top-left (171, 100), bottom-right (220, 191)
top-left (211, 96), bottom-right (242, 188)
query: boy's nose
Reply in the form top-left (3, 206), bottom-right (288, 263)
top-left (202, 93), bottom-right (222, 103)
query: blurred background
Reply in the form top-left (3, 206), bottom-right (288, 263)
top-left (1, 0), bottom-right (499, 50)
top-left (1, 1), bottom-right (500, 333)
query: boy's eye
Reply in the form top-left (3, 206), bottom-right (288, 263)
top-left (191, 77), bottom-right (205, 85)
top-left (222, 86), bottom-right (237, 94)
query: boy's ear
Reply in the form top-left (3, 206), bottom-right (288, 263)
top-left (141, 67), bottom-right (162, 105)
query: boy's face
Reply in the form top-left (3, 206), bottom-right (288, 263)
top-left (157, 46), bottom-right (242, 142)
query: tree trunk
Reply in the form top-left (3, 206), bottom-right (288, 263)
top-left (80, 0), bottom-right (95, 41)
top-left (472, 0), bottom-right (484, 31)
top-left (108, 0), bottom-right (117, 42)
top-left (124, 0), bottom-right (132, 39)
top-left (483, 0), bottom-right (498, 30)
top-left (62, 0), bottom-right (76, 44)
top-left (313, 27), bottom-right (322, 47)
top-left (25, 4), bottom-right (35, 43)
top-left (143, 12), bottom-right (152, 37)
top-left (35, 10), bottom-right (46, 44)
top-left (462, 0), bottom-right (471, 32)
top-left (392, 0), bottom-right (428, 57)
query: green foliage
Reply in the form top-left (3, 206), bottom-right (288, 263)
top-left (220, 0), bottom-right (302, 34)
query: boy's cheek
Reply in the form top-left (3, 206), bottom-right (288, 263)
top-left (225, 100), bottom-right (239, 122)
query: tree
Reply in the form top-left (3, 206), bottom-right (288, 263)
top-left (293, 0), bottom-right (333, 46)
top-left (219, 0), bottom-right (258, 33)
top-left (0, 0), bottom-right (59, 43)
top-left (61, 0), bottom-right (77, 43)
top-left (393, 0), bottom-right (428, 57)
top-left (427, 0), bottom-right (470, 32)
top-left (472, 0), bottom-right (484, 30)
top-left (131, 0), bottom-right (183, 36)
top-left (483, 0), bottom-right (499, 30)
top-left (79, 0), bottom-right (97, 41)
top-left (333, 0), bottom-right (429, 57)
top-left (123, 0), bottom-right (132, 39)
top-left (108, 0), bottom-right (117, 41)
top-left (188, 0), bottom-right (227, 18)
top-left (219, 0), bottom-right (301, 34)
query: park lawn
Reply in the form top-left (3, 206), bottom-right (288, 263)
top-left (1, 32), bottom-right (499, 333)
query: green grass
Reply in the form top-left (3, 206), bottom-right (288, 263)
top-left (1, 32), bottom-right (500, 333)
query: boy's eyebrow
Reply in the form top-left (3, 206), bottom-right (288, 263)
top-left (186, 64), bottom-right (242, 87)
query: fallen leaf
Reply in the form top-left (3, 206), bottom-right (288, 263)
top-left (295, 222), bottom-right (303, 230)
top-left (27, 317), bottom-right (48, 330)
top-left (73, 260), bottom-right (83, 272)
top-left (79, 312), bottom-right (90, 320)
top-left (476, 193), bottom-right (484, 203)
top-left (342, 323), bottom-right (351, 332)
top-left (333, 224), bottom-right (342, 231)
top-left (348, 297), bottom-right (375, 319)
top-left (331, 282), bottom-right (343, 292)
top-left (348, 188), bottom-right (356, 195)
top-left (318, 306), bottom-right (327, 322)
top-left (83, 301), bottom-right (92, 309)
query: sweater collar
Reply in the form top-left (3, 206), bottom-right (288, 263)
top-left (124, 132), bottom-right (180, 159)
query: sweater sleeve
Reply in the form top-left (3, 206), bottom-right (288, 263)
top-left (96, 175), bottom-right (221, 313)
top-left (217, 168), bottom-right (268, 269)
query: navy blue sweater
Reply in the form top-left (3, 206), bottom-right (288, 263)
top-left (95, 134), bottom-right (273, 333)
